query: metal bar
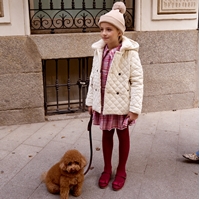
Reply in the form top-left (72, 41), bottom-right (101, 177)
top-left (86, 57), bottom-right (90, 95)
top-left (82, 0), bottom-right (85, 10)
top-left (38, 0), bottom-right (42, 10)
top-left (47, 109), bottom-right (76, 114)
top-left (72, 0), bottom-right (75, 9)
top-left (67, 59), bottom-right (71, 110)
top-left (82, 58), bottom-right (86, 111)
top-left (78, 58), bottom-right (82, 109)
top-left (93, 0), bottom-right (96, 9)
top-left (46, 83), bottom-right (77, 87)
top-left (103, 0), bottom-right (106, 9)
top-left (61, 0), bottom-right (64, 10)
top-left (42, 60), bottom-right (47, 115)
top-left (28, 0), bottom-right (32, 30)
top-left (55, 59), bottom-right (59, 111)
top-left (48, 101), bottom-right (79, 106)
top-left (50, 0), bottom-right (53, 9)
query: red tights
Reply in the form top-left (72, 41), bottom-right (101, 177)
top-left (102, 128), bottom-right (130, 176)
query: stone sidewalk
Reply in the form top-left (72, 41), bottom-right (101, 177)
top-left (0, 108), bottom-right (199, 199)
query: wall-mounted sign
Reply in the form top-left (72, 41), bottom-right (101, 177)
top-left (158, 0), bottom-right (197, 14)
top-left (152, 0), bottom-right (198, 20)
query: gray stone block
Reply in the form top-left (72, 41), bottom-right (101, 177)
top-left (133, 30), bottom-right (198, 65)
top-left (0, 108), bottom-right (45, 126)
top-left (0, 36), bottom-right (41, 75)
top-left (141, 60), bottom-right (197, 112)
top-left (30, 33), bottom-right (99, 59)
top-left (142, 92), bottom-right (195, 112)
top-left (29, 32), bottom-right (140, 59)
top-left (143, 62), bottom-right (196, 96)
top-left (0, 73), bottom-right (43, 110)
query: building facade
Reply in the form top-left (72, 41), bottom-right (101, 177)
top-left (0, 0), bottom-right (199, 126)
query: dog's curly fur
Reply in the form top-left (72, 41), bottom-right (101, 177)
top-left (41, 149), bottom-right (86, 199)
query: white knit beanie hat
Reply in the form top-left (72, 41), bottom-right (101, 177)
top-left (98, 2), bottom-right (126, 33)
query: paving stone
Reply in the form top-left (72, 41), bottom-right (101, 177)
top-left (24, 120), bottom-right (69, 147)
top-left (0, 183), bottom-right (34, 199)
top-left (0, 144), bottom-right (42, 189)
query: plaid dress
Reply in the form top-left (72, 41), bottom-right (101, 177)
top-left (93, 44), bottom-right (135, 131)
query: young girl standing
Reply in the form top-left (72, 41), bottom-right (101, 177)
top-left (86, 2), bottom-right (143, 191)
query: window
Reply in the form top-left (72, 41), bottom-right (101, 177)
top-left (29, 0), bottom-right (135, 34)
top-left (0, 0), bottom-right (4, 17)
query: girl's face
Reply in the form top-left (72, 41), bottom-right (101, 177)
top-left (100, 22), bottom-right (122, 49)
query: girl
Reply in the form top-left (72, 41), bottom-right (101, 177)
top-left (86, 2), bottom-right (143, 191)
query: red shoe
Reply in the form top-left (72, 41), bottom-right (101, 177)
top-left (98, 172), bottom-right (112, 189)
top-left (112, 174), bottom-right (126, 191)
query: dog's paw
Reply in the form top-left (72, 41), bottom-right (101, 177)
top-left (60, 193), bottom-right (69, 199)
top-left (71, 189), bottom-right (81, 197)
top-left (60, 189), bottom-right (70, 199)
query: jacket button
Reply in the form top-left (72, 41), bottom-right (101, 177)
top-left (118, 73), bottom-right (121, 75)
top-left (116, 92), bottom-right (119, 95)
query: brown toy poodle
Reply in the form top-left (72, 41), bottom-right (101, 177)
top-left (41, 149), bottom-right (87, 199)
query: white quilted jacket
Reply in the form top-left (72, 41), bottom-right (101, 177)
top-left (86, 36), bottom-right (143, 115)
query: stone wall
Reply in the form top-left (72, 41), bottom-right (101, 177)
top-left (0, 30), bottom-right (198, 126)
top-left (133, 30), bottom-right (199, 112)
top-left (0, 36), bottom-right (44, 125)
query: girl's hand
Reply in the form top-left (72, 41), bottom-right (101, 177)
top-left (126, 112), bottom-right (138, 123)
top-left (88, 106), bottom-right (93, 115)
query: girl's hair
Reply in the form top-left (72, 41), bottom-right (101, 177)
top-left (118, 29), bottom-right (123, 43)
top-left (119, 35), bottom-right (123, 43)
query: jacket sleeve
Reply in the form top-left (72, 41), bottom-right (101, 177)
top-left (86, 57), bottom-right (95, 107)
top-left (129, 50), bottom-right (143, 114)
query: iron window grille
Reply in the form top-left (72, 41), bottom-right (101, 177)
top-left (43, 57), bottom-right (92, 115)
top-left (28, 0), bottom-right (135, 34)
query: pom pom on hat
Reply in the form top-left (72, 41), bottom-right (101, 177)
top-left (98, 2), bottom-right (126, 34)
top-left (112, 1), bottom-right (126, 14)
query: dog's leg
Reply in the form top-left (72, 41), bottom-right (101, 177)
top-left (60, 186), bottom-right (70, 199)
top-left (46, 182), bottom-right (60, 194)
top-left (71, 182), bottom-right (83, 197)
top-left (44, 174), bottom-right (60, 194)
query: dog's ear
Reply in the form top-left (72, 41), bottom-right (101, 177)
top-left (59, 162), bottom-right (66, 170)
top-left (81, 157), bottom-right (87, 168)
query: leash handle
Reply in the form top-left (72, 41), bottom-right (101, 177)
top-left (84, 114), bottom-right (93, 175)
